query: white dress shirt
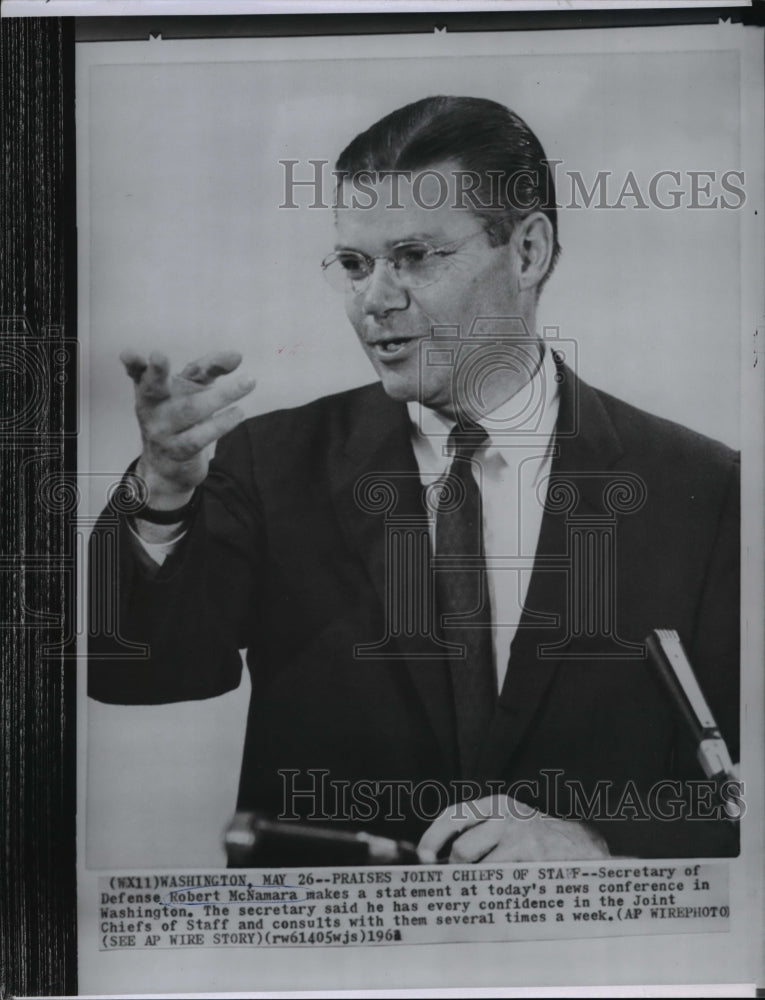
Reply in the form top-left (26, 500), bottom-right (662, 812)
top-left (406, 343), bottom-right (560, 692)
top-left (135, 343), bottom-right (560, 693)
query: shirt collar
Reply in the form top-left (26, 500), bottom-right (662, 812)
top-left (407, 340), bottom-right (559, 466)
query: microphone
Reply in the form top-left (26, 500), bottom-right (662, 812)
top-left (224, 812), bottom-right (437, 867)
top-left (645, 629), bottom-right (740, 818)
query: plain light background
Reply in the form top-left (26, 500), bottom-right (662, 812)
top-left (82, 43), bottom-right (743, 869)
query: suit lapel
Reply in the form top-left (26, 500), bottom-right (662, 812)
top-left (329, 385), bottom-right (458, 771)
top-left (476, 362), bottom-right (625, 778)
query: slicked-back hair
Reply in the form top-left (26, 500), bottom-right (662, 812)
top-left (335, 95), bottom-right (561, 288)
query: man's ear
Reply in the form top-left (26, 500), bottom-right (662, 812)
top-left (511, 212), bottom-right (554, 292)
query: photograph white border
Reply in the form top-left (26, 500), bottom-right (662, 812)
top-left (75, 20), bottom-right (764, 995)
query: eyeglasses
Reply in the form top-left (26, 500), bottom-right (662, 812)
top-left (321, 223), bottom-right (502, 295)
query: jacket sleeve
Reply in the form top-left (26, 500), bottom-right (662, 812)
top-left (88, 423), bottom-right (264, 705)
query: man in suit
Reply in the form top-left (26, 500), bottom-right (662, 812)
top-left (89, 96), bottom-right (739, 862)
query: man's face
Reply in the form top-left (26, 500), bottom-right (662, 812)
top-left (334, 164), bottom-right (526, 418)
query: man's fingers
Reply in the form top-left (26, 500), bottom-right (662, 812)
top-left (163, 373), bottom-right (256, 432)
top-left (162, 406), bottom-right (246, 460)
top-left (179, 350), bottom-right (243, 386)
top-left (448, 819), bottom-right (503, 863)
top-left (417, 811), bottom-right (469, 858)
top-left (120, 349), bottom-right (149, 384)
top-left (141, 351), bottom-right (173, 400)
top-left (120, 349), bottom-right (172, 400)
top-left (479, 841), bottom-right (529, 863)
top-left (478, 816), bottom-right (610, 863)
top-left (417, 795), bottom-right (501, 857)
top-left (121, 349), bottom-right (246, 407)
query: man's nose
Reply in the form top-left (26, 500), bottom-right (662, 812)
top-left (360, 259), bottom-right (410, 317)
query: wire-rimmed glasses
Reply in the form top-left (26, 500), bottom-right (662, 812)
top-left (321, 224), bottom-right (502, 295)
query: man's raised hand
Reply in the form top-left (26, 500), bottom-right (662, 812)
top-left (120, 348), bottom-right (256, 509)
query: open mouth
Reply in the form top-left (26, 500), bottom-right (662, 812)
top-left (369, 338), bottom-right (416, 358)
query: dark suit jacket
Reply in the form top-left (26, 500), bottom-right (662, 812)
top-left (89, 363), bottom-right (740, 858)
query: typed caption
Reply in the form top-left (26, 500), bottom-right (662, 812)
top-left (97, 861), bottom-right (728, 951)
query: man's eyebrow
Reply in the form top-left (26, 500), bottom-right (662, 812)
top-left (333, 232), bottom-right (447, 252)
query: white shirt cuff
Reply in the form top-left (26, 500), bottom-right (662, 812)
top-left (126, 519), bottom-right (187, 566)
